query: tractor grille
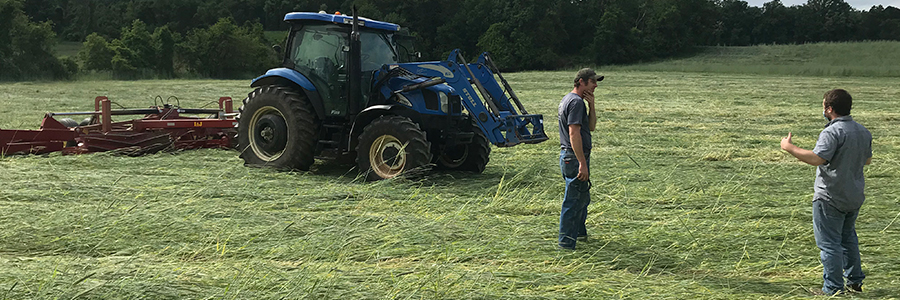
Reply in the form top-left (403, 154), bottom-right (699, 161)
top-left (450, 95), bottom-right (462, 114)
top-left (424, 91), bottom-right (439, 111)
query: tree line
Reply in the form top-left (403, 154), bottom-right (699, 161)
top-left (3, 0), bottom-right (899, 80)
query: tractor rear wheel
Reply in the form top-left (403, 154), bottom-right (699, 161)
top-left (238, 86), bottom-right (318, 170)
top-left (436, 127), bottom-right (491, 173)
top-left (356, 115), bottom-right (432, 181)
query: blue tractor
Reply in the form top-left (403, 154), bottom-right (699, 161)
top-left (238, 10), bottom-right (548, 180)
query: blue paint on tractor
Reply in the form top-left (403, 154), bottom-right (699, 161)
top-left (284, 12), bottom-right (400, 32)
top-left (251, 68), bottom-right (316, 91)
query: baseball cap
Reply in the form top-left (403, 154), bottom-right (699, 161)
top-left (574, 68), bottom-right (604, 83)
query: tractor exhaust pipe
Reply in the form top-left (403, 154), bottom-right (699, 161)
top-left (347, 6), bottom-right (362, 116)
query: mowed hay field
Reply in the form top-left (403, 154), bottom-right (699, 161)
top-left (1, 70), bottom-right (899, 299)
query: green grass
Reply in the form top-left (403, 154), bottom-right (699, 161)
top-left (2, 74), bottom-right (900, 297)
top-left (607, 41), bottom-right (900, 77)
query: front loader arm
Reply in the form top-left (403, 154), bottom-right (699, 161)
top-left (376, 49), bottom-right (548, 147)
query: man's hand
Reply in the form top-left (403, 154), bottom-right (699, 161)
top-left (582, 89), bottom-right (594, 105)
top-left (583, 89), bottom-right (597, 131)
top-left (781, 132), bottom-right (793, 151)
top-left (781, 132), bottom-right (826, 166)
top-left (577, 162), bottom-right (589, 181)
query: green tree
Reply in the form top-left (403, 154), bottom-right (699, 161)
top-left (352, 0), bottom-right (459, 60)
top-left (756, 0), bottom-right (797, 44)
top-left (152, 25), bottom-right (177, 77)
top-left (433, 0), bottom-right (498, 59)
top-left (179, 17), bottom-right (277, 78)
top-left (0, 0), bottom-right (69, 80)
top-left (63, 0), bottom-right (131, 41)
top-left (476, 0), bottom-right (568, 70)
top-left (859, 5), bottom-right (900, 40)
top-left (798, 0), bottom-right (858, 42)
top-left (119, 19), bottom-right (155, 70)
top-left (110, 39), bottom-right (139, 77)
top-left (713, 0), bottom-right (763, 46)
top-left (644, 0), bottom-right (717, 56)
top-left (590, 5), bottom-right (645, 64)
top-left (78, 33), bottom-right (114, 71)
top-left (263, 0), bottom-right (312, 29)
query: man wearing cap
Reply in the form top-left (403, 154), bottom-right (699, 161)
top-left (557, 68), bottom-right (602, 250)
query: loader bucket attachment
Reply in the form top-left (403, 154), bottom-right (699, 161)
top-left (454, 51), bottom-right (548, 146)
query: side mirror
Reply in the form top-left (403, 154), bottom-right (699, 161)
top-left (410, 52), bottom-right (422, 59)
top-left (272, 45), bottom-right (283, 54)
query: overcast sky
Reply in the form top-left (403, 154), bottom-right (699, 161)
top-left (744, 0), bottom-right (900, 9)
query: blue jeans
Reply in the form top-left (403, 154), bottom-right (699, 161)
top-left (559, 149), bottom-right (590, 249)
top-left (813, 200), bottom-right (865, 294)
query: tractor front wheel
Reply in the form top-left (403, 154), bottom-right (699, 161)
top-left (356, 115), bottom-right (432, 180)
top-left (238, 86), bottom-right (318, 170)
top-left (436, 127), bottom-right (491, 173)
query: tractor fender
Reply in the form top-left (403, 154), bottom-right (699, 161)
top-left (348, 104), bottom-right (421, 150)
top-left (251, 68), bottom-right (326, 120)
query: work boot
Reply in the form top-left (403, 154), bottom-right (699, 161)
top-left (807, 287), bottom-right (841, 296)
top-left (847, 283), bottom-right (862, 293)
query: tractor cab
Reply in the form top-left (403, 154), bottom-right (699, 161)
top-left (280, 13), bottom-right (401, 119)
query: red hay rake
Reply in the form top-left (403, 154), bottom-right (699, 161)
top-left (1, 96), bottom-right (238, 156)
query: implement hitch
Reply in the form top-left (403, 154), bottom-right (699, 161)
top-left (1, 96), bottom-right (238, 156)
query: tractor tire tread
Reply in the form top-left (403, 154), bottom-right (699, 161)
top-left (461, 129), bottom-right (491, 173)
top-left (435, 121), bottom-right (491, 173)
top-left (237, 85), bottom-right (318, 170)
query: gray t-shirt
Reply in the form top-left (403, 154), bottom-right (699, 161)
top-left (812, 116), bottom-right (872, 212)
top-left (558, 93), bottom-right (592, 152)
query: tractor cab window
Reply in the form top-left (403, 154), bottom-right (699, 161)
top-left (359, 31), bottom-right (398, 106)
top-left (394, 34), bottom-right (419, 63)
top-left (289, 24), bottom-right (348, 117)
top-left (360, 31), bottom-right (398, 71)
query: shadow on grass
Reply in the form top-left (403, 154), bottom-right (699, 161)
top-left (309, 159), bottom-right (359, 179)
top-left (306, 158), bottom-right (509, 191)
top-left (572, 235), bottom-right (896, 298)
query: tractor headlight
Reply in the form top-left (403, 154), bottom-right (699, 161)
top-left (439, 92), bottom-right (449, 113)
top-left (396, 94), bottom-right (412, 107)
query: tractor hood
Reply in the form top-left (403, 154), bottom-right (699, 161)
top-left (391, 76), bottom-right (453, 94)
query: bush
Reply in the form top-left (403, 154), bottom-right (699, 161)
top-left (475, 0), bottom-right (567, 71)
top-left (78, 33), bottom-right (114, 71)
top-left (75, 17), bottom-right (274, 79)
top-left (152, 26), bottom-right (177, 77)
top-left (59, 56), bottom-right (79, 78)
top-left (178, 17), bottom-right (278, 78)
top-left (110, 39), bottom-right (139, 77)
top-left (106, 20), bottom-right (157, 79)
top-left (118, 20), bottom-right (154, 70)
top-left (0, 0), bottom-right (70, 81)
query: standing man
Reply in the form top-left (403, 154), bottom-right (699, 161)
top-left (781, 89), bottom-right (872, 295)
top-left (557, 68), bottom-right (602, 250)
